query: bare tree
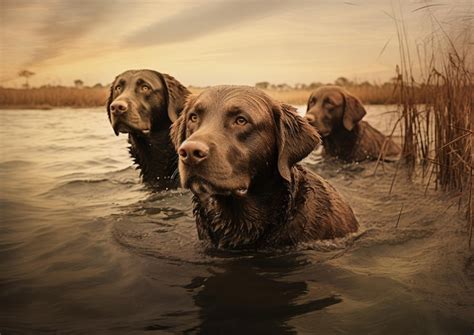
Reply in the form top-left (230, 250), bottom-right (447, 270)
top-left (18, 70), bottom-right (35, 89)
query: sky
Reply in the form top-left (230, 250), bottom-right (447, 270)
top-left (0, 0), bottom-right (472, 88)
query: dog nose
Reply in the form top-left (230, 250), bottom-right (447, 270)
top-left (110, 101), bottom-right (128, 115)
top-left (178, 141), bottom-right (209, 165)
top-left (305, 114), bottom-right (315, 123)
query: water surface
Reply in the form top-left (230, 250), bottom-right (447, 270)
top-left (0, 107), bottom-right (472, 334)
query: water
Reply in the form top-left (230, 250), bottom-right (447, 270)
top-left (0, 107), bottom-right (472, 334)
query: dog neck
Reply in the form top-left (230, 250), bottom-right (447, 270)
top-left (128, 128), bottom-right (178, 190)
top-left (193, 168), bottom-right (302, 249)
top-left (323, 123), bottom-right (361, 161)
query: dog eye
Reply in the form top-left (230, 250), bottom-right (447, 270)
top-left (115, 85), bottom-right (122, 92)
top-left (324, 100), bottom-right (335, 109)
top-left (141, 85), bottom-right (150, 92)
top-left (189, 113), bottom-right (198, 123)
top-left (235, 116), bottom-right (248, 126)
top-left (326, 105), bottom-right (335, 113)
top-left (324, 98), bottom-right (334, 106)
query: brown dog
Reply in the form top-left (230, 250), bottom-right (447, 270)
top-left (171, 86), bottom-right (358, 249)
top-left (107, 69), bottom-right (190, 189)
top-left (305, 86), bottom-right (401, 162)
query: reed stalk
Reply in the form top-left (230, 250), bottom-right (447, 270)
top-left (392, 2), bottom-right (472, 243)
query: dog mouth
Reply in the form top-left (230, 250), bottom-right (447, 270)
top-left (186, 176), bottom-right (248, 198)
top-left (111, 119), bottom-right (150, 136)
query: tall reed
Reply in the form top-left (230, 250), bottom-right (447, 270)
top-left (392, 3), bottom-right (472, 243)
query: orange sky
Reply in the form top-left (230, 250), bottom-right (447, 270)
top-left (0, 0), bottom-right (472, 88)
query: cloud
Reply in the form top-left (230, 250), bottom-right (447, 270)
top-left (25, 0), bottom-right (120, 66)
top-left (121, 0), bottom-right (295, 47)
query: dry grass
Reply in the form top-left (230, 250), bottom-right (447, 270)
top-left (192, 85), bottom-right (398, 106)
top-left (264, 85), bottom-right (398, 105)
top-left (0, 87), bottom-right (109, 109)
top-left (263, 89), bottom-right (316, 105)
top-left (390, 4), bottom-right (472, 244)
top-left (0, 83), bottom-right (400, 109)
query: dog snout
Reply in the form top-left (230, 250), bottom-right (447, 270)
top-left (178, 140), bottom-right (209, 165)
top-left (110, 101), bottom-right (128, 116)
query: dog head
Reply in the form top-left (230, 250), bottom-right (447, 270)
top-left (171, 86), bottom-right (320, 198)
top-left (107, 69), bottom-right (188, 136)
top-left (305, 86), bottom-right (366, 136)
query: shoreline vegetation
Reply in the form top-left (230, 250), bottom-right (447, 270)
top-left (0, 79), bottom-right (401, 109)
top-left (0, 6), bottom-right (471, 243)
top-left (386, 5), bottom-right (472, 244)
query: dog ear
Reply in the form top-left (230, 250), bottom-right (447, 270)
top-left (170, 94), bottom-right (196, 150)
top-left (106, 78), bottom-right (116, 123)
top-left (158, 73), bottom-right (189, 122)
top-left (170, 115), bottom-right (185, 150)
top-left (274, 103), bottom-right (321, 183)
top-left (343, 92), bottom-right (366, 131)
top-left (306, 93), bottom-right (313, 113)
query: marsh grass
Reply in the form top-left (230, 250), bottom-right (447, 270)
top-left (0, 86), bottom-right (109, 109)
top-left (0, 83), bottom-right (400, 109)
top-left (390, 3), bottom-right (472, 244)
top-left (263, 85), bottom-right (400, 106)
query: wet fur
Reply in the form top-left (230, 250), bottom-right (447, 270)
top-left (127, 131), bottom-right (178, 189)
top-left (323, 120), bottom-right (400, 162)
top-left (193, 166), bottom-right (358, 249)
top-left (172, 86), bottom-right (358, 249)
top-left (107, 70), bottom-right (190, 189)
top-left (306, 86), bottom-right (401, 162)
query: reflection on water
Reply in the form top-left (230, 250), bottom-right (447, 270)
top-left (0, 107), bottom-right (473, 334)
top-left (183, 255), bottom-right (341, 334)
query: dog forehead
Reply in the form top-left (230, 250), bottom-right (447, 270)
top-left (116, 70), bottom-right (164, 88)
top-left (194, 86), bottom-right (272, 121)
top-left (314, 87), bottom-right (344, 105)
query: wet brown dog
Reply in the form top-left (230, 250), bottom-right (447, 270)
top-left (305, 86), bottom-right (401, 162)
top-left (171, 86), bottom-right (358, 249)
top-left (107, 69), bottom-right (190, 189)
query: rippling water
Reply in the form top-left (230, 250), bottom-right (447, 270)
top-left (0, 107), bottom-right (472, 334)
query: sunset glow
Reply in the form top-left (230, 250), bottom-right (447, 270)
top-left (1, 0), bottom-right (471, 87)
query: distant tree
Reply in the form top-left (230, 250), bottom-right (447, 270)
top-left (92, 83), bottom-right (103, 88)
top-left (18, 70), bottom-right (35, 89)
top-left (308, 82), bottom-right (322, 90)
top-left (334, 77), bottom-right (351, 87)
top-left (294, 83), bottom-right (308, 90)
top-left (255, 81), bottom-right (270, 89)
top-left (74, 79), bottom-right (84, 89)
top-left (276, 83), bottom-right (291, 91)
